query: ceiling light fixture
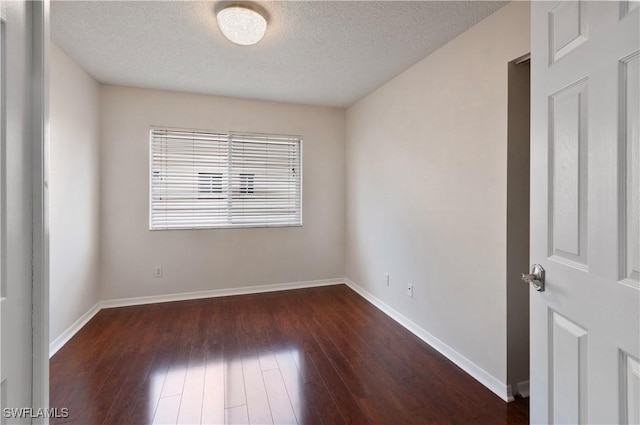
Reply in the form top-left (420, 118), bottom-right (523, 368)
top-left (216, 4), bottom-right (267, 46)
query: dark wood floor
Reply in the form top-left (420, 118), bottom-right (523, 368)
top-left (50, 284), bottom-right (528, 425)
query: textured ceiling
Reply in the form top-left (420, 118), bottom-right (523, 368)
top-left (51, 1), bottom-right (507, 108)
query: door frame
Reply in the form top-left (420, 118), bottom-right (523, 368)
top-left (31, 0), bottom-right (49, 420)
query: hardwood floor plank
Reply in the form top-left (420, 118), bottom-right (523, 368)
top-left (199, 299), bottom-right (228, 425)
top-left (347, 350), bottom-right (427, 412)
top-left (160, 367), bottom-right (187, 399)
top-left (303, 379), bottom-right (347, 425)
top-left (242, 354), bottom-right (273, 425)
top-left (263, 369), bottom-right (297, 425)
top-left (153, 394), bottom-right (181, 425)
top-left (297, 288), bottom-right (417, 382)
top-left (50, 285), bottom-right (529, 425)
top-left (403, 373), bottom-right (491, 423)
top-left (268, 297), bottom-right (345, 425)
top-left (224, 358), bottom-right (247, 409)
top-left (342, 320), bottom-right (417, 380)
top-left (275, 349), bottom-right (322, 425)
top-left (176, 361), bottom-right (205, 425)
top-left (289, 341), bottom-right (322, 384)
top-left (176, 304), bottom-right (208, 425)
top-left (258, 349), bottom-right (279, 372)
top-left (225, 405), bottom-right (249, 425)
top-left (105, 350), bottom-right (169, 425)
top-left (358, 395), bottom-right (413, 425)
top-left (64, 308), bottom-right (149, 424)
top-left (299, 337), bottom-right (369, 425)
top-left (305, 315), bottom-right (372, 399)
top-left (51, 308), bottom-right (140, 422)
top-left (109, 307), bottom-right (188, 425)
top-left (100, 311), bottom-right (173, 425)
top-left (201, 357), bottom-right (226, 425)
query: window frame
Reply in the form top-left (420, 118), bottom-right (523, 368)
top-left (148, 127), bottom-right (303, 230)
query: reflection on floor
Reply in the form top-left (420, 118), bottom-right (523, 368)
top-left (50, 284), bottom-right (529, 424)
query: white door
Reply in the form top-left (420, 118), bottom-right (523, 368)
top-left (0, 0), bottom-right (36, 422)
top-left (530, 1), bottom-right (640, 424)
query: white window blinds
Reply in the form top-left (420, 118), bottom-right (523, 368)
top-left (150, 128), bottom-right (302, 230)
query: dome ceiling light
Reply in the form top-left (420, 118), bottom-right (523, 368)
top-left (216, 4), bottom-right (267, 46)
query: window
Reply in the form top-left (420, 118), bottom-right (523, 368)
top-left (239, 173), bottom-right (254, 195)
top-left (198, 172), bottom-right (223, 199)
top-left (150, 128), bottom-right (302, 230)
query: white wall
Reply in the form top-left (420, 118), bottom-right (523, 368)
top-left (99, 86), bottom-right (345, 300)
top-left (345, 1), bottom-right (530, 386)
top-left (49, 44), bottom-right (101, 343)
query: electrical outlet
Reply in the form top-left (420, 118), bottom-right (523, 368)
top-left (407, 283), bottom-right (413, 298)
top-left (154, 266), bottom-right (163, 277)
top-left (385, 273), bottom-right (390, 286)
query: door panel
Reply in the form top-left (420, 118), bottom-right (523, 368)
top-left (621, 51), bottom-right (639, 287)
top-left (548, 78), bottom-right (588, 269)
top-left (550, 311), bottom-right (588, 425)
top-left (531, 1), bottom-right (639, 424)
top-left (622, 352), bottom-right (640, 424)
top-left (548, 1), bottom-right (587, 64)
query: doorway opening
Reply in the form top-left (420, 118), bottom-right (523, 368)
top-left (506, 54), bottom-right (530, 399)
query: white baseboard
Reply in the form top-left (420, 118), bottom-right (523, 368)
top-left (344, 278), bottom-right (512, 402)
top-left (100, 278), bottom-right (344, 309)
top-left (49, 278), bottom-right (344, 357)
top-left (516, 380), bottom-right (530, 398)
top-left (49, 302), bottom-right (101, 358)
top-left (506, 379), bottom-right (530, 401)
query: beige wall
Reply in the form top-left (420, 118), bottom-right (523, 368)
top-left (99, 86), bottom-right (345, 300)
top-left (49, 44), bottom-right (101, 343)
top-left (345, 1), bottom-right (530, 385)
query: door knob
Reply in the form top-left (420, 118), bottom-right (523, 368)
top-left (521, 264), bottom-right (545, 292)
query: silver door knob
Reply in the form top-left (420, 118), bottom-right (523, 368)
top-left (521, 264), bottom-right (545, 292)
